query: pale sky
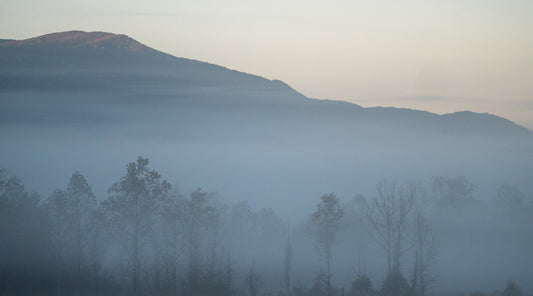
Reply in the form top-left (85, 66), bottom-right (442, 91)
top-left (1, 0), bottom-right (532, 129)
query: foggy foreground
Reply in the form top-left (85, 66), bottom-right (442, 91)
top-left (1, 157), bottom-right (532, 296)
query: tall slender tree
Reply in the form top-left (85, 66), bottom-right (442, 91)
top-left (366, 180), bottom-right (414, 276)
top-left (67, 172), bottom-right (96, 296)
top-left (47, 189), bottom-right (71, 296)
top-left (103, 157), bottom-right (170, 295)
top-left (283, 221), bottom-right (293, 296)
top-left (312, 193), bottom-right (343, 296)
top-left (157, 191), bottom-right (186, 294)
top-left (87, 205), bottom-right (106, 296)
top-left (411, 212), bottom-right (436, 296)
top-left (182, 188), bottom-right (219, 292)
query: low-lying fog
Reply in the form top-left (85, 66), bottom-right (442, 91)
top-left (1, 90), bottom-right (532, 296)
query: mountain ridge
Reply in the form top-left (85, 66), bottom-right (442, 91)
top-left (0, 30), bottom-right (531, 136)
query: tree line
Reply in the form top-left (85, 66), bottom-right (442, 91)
top-left (0, 157), bottom-right (530, 296)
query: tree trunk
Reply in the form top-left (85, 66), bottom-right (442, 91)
top-left (76, 206), bottom-right (81, 296)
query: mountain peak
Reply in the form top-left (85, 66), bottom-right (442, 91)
top-left (1, 30), bottom-right (151, 52)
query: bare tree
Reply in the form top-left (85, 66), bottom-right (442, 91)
top-left (366, 180), bottom-right (414, 276)
top-left (411, 212), bottom-right (436, 296)
top-left (312, 193), bottom-right (344, 296)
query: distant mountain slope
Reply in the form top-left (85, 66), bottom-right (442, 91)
top-left (0, 30), bottom-right (531, 137)
top-left (0, 31), bottom-right (307, 104)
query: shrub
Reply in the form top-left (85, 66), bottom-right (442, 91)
top-left (351, 274), bottom-right (373, 296)
top-left (380, 272), bottom-right (411, 296)
top-left (503, 281), bottom-right (522, 296)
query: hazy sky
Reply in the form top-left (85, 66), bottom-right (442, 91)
top-left (1, 0), bottom-right (532, 129)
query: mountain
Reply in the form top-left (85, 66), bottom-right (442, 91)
top-left (1, 30), bottom-right (530, 136)
top-left (1, 30), bottom-right (532, 211)
top-left (0, 31), bottom-right (306, 105)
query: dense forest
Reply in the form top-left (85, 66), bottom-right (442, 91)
top-left (0, 157), bottom-right (531, 296)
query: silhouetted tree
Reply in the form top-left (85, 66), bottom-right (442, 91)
top-left (495, 184), bottom-right (525, 208)
top-left (47, 189), bottom-right (71, 296)
top-left (350, 273), bottom-right (373, 296)
top-left (230, 200), bottom-right (253, 236)
top-left (344, 194), bottom-right (369, 274)
top-left (284, 221), bottom-right (293, 296)
top-left (67, 171), bottom-right (96, 296)
top-left (157, 191), bottom-right (185, 294)
top-left (432, 176), bottom-right (475, 207)
top-left (381, 272), bottom-right (411, 296)
top-left (312, 193), bottom-right (343, 296)
top-left (223, 252), bottom-right (234, 295)
top-left (411, 212), bottom-right (436, 296)
top-left (366, 180), bottom-right (414, 276)
top-left (87, 205), bottom-right (107, 296)
top-left (245, 261), bottom-right (262, 296)
top-left (103, 157), bottom-right (170, 295)
top-left (310, 271), bottom-right (327, 296)
top-left (470, 291), bottom-right (486, 296)
top-left (502, 281), bottom-right (522, 296)
top-left (182, 188), bottom-right (219, 293)
top-left (1, 172), bottom-right (50, 295)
